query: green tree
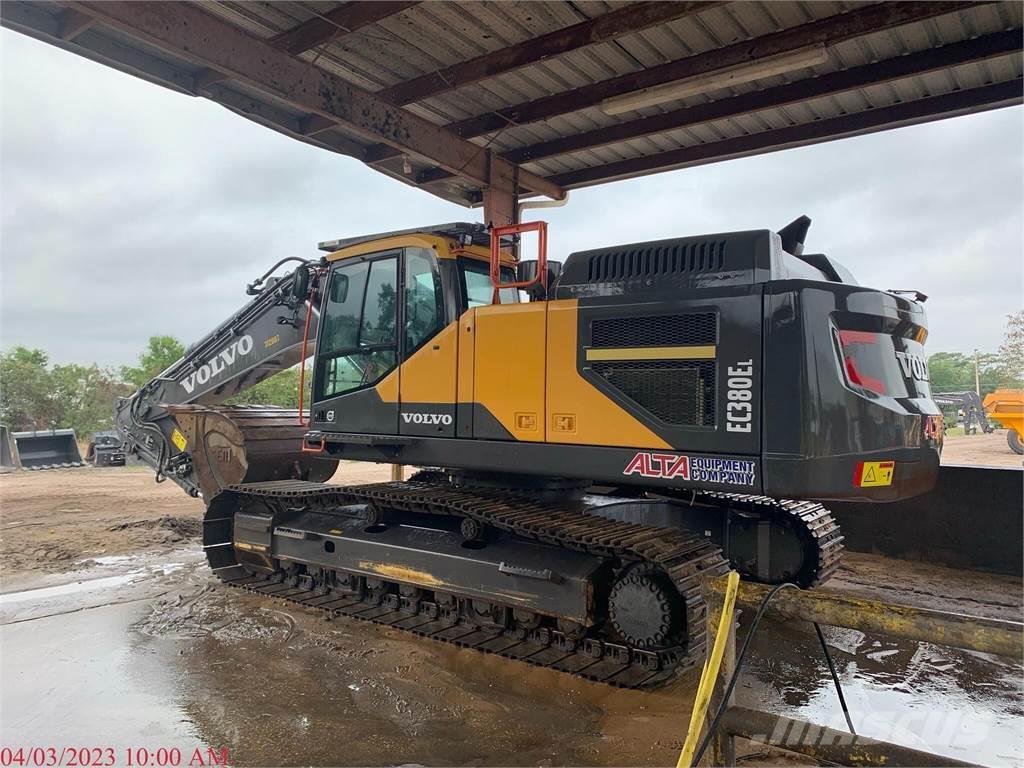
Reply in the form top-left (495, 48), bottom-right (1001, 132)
top-left (928, 350), bottom-right (1007, 396)
top-left (0, 347), bottom-right (58, 429)
top-left (51, 363), bottom-right (132, 436)
top-left (121, 335), bottom-right (185, 388)
top-left (227, 364), bottom-right (311, 409)
top-left (0, 347), bottom-right (128, 434)
top-left (927, 352), bottom-right (973, 393)
top-left (995, 310), bottom-right (1024, 388)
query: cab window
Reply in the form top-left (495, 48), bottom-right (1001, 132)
top-left (461, 259), bottom-right (519, 309)
top-left (404, 248), bottom-right (444, 353)
top-left (317, 256), bottom-right (398, 400)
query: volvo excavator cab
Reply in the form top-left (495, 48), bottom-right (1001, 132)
top-left (118, 217), bottom-right (942, 688)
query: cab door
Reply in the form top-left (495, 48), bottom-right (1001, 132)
top-left (311, 252), bottom-right (400, 434)
top-left (398, 247), bottom-right (457, 438)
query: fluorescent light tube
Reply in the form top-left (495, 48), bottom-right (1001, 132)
top-left (601, 45), bottom-right (829, 115)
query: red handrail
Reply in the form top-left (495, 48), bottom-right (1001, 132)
top-left (296, 267), bottom-right (323, 427)
top-left (489, 221), bottom-right (548, 304)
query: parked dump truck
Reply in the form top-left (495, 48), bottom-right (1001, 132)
top-left (117, 218), bottom-right (944, 687)
top-left (983, 389), bottom-right (1024, 454)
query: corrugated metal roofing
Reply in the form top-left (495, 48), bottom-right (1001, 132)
top-left (2, 1), bottom-right (1021, 207)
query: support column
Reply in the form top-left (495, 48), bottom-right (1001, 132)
top-left (482, 152), bottom-right (518, 228)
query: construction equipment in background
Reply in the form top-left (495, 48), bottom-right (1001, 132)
top-left (118, 217), bottom-right (943, 687)
top-left (932, 391), bottom-right (994, 435)
top-left (983, 389), bottom-right (1024, 455)
top-left (12, 427), bottom-right (85, 470)
top-left (0, 425), bottom-right (21, 472)
top-left (85, 431), bottom-right (126, 467)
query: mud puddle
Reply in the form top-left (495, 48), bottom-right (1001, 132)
top-left (739, 617), bottom-right (1024, 767)
top-left (1, 554), bottom-right (1021, 766)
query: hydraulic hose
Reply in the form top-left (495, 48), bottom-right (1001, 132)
top-left (688, 581), bottom-right (856, 766)
top-left (677, 570), bottom-right (739, 768)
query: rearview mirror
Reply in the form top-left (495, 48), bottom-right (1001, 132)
top-left (290, 266), bottom-right (310, 300)
top-left (330, 274), bottom-right (349, 303)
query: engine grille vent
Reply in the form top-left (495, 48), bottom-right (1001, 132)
top-left (592, 360), bottom-right (716, 427)
top-left (587, 240), bottom-right (726, 282)
top-left (591, 312), bottom-right (717, 348)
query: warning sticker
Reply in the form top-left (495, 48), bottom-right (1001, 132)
top-left (170, 428), bottom-right (188, 452)
top-left (855, 461), bottom-right (895, 487)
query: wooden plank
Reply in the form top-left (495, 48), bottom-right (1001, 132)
top-left (270, 1), bottom-right (421, 56)
top-left (64, 1), bottom-right (563, 200)
top-left (449, 1), bottom-right (984, 139)
top-left (379, 1), bottom-right (717, 106)
top-left (547, 80), bottom-right (1023, 189)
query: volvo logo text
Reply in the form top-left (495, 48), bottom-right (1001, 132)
top-left (402, 412), bottom-right (452, 426)
top-left (179, 335), bottom-right (254, 394)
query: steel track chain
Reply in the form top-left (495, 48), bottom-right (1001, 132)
top-left (656, 489), bottom-right (845, 586)
top-left (213, 479), bottom-right (728, 688)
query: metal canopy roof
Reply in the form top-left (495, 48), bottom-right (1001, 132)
top-left (3, 1), bottom-right (1022, 209)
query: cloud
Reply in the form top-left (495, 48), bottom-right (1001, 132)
top-left (2, 28), bottom-right (1021, 369)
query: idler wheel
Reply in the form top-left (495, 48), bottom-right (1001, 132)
top-left (607, 570), bottom-right (680, 648)
top-left (460, 517), bottom-right (485, 542)
top-left (363, 503), bottom-right (385, 527)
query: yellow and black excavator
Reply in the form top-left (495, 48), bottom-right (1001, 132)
top-left (117, 218), bottom-right (943, 687)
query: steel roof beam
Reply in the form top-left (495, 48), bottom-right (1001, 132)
top-left (61, 1), bottom-right (563, 200)
top-left (57, 8), bottom-right (95, 41)
top-left (191, 2), bottom-right (420, 99)
top-left (271, 1), bottom-right (421, 56)
top-left (413, 28), bottom-right (1023, 184)
top-left (545, 79), bottom-right (1023, 189)
top-left (379, 1), bottom-right (717, 107)
top-left (449, 1), bottom-right (984, 139)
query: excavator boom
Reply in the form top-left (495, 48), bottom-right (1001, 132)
top-left (115, 260), bottom-right (337, 497)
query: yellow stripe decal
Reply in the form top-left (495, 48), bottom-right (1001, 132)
top-left (585, 345), bottom-right (717, 361)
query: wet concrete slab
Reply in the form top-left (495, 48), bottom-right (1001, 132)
top-left (1, 551), bottom-right (1021, 767)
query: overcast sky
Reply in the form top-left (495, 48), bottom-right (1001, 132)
top-left (2, 29), bottom-right (1021, 368)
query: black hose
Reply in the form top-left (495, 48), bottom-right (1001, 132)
top-left (813, 620), bottom-right (856, 735)
top-left (691, 581), bottom-right (856, 766)
top-left (246, 257), bottom-right (311, 294)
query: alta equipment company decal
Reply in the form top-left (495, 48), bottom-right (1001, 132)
top-left (623, 452), bottom-right (756, 487)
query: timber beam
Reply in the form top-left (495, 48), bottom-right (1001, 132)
top-left (61, 1), bottom-right (563, 201)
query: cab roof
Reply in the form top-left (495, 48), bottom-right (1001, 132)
top-left (318, 222), bottom-right (491, 253)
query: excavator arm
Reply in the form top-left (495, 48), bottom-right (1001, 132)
top-left (115, 258), bottom-right (338, 497)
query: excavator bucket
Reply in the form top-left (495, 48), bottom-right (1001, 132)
top-left (12, 428), bottom-right (85, 470)
top-left (0, 425), bottom-right (22, 471)
top-left (166, 405), bottom-right (338, 499)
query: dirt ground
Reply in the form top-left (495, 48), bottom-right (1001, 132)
top-left (940, 428), bottom-right (1023, 468)
top-left (0, 462), bottom-right (391, 580)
